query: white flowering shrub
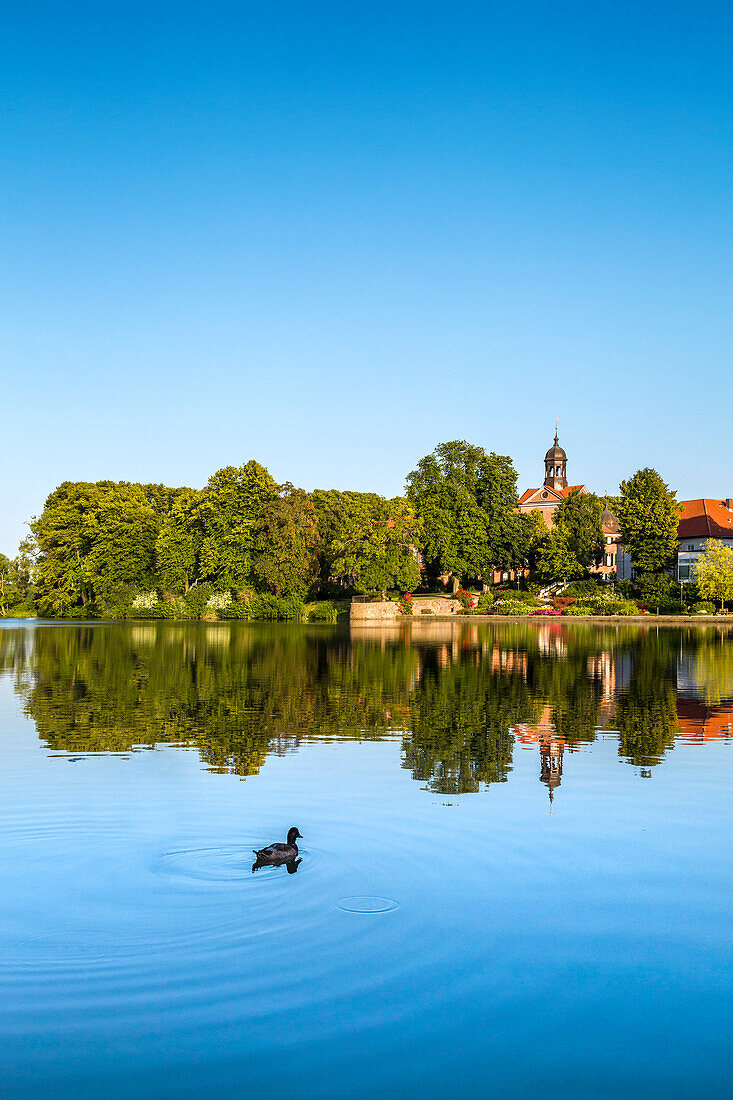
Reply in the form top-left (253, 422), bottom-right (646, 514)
top-left (131, 591), bottom-right (159, 610)
top-left (206, 591), bottom-right (232, 611)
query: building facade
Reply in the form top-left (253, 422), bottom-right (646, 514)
top-left (518, 431), bottom-right (620, 580)
top-left (677, 498), bottom-right (733, 581)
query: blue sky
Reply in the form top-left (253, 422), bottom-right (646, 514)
top-left (2, 2), bottom-right (731, 551)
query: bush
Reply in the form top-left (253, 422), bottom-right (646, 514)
top-left (247, 593), bottom-right (305, 621)
top-left (206, 591), bottom-right (233, 611)
top-left (562, 579), bottom-right (603, 598)
top-left (599, 598), bottom-right (640, 616)
top-left (500, 589), bottom-right (542, 606)
top-left (491, 599), bottom-right (535, 616)
top-left (183, 584), bottom-right (216, 614)
top-left (692, 600), bottom-right (715, 614)
top-left (218, 601), bottom-right (250, 620)
top-left (470, 592), bottom-right (495, 614)
top-left (307, 601), bottom-right (339, 623)
top-left (454, 589), bottom-right (474, 611)
top-left (633, 573), bottom-right (679, 606)
top-left (562, 603), bottom-right (590, 616)
top-left (396, 593), bottom-right (413, 616)
top-left (0, 604), bottom-right (37, 619)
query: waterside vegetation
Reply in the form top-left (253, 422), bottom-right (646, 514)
top-left (1, 444), bottom-right (730, 620)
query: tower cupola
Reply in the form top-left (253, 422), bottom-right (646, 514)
top-left (544, 428), bottom-right (567, 491)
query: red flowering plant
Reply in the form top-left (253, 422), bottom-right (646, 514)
top-left (397, 593), bottom-right (413, 616)
top-left (454, 589), bottom-right (475, 612)
top-left (532, 607), bottom-right (562, 616)
top-left (553, 596), bottom-right (576, 611)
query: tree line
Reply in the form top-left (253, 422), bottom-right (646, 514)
top-left (0, 441), bottom-right (693, 619)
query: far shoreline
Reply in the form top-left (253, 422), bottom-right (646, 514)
top-left (3, 614), bottom-right (733, 627)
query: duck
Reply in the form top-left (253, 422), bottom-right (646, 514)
top-left (253, 827), bottom-right (302, 863)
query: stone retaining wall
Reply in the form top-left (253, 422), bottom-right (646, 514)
top-left (350, 596), bottom-right (461, 622)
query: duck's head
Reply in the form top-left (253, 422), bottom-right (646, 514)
top-left (287, 827), bottom-right (302, 845)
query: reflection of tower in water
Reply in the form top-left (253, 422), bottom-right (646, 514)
top-left (539, 734), bottom-right (564, 812)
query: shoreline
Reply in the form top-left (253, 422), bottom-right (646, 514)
top-left (2, 614), bottom-right (732, 627)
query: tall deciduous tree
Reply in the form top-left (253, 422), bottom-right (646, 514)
top-left (0, 554), bottom-right (14, 615)
top-left (252, 486), bottom-right (322, 598)
top-left (554, 489), bottom-right (604, 570)
top-left (405, 441), bottom-right (520, 584)
top-left (156, 489), bottom-right (203, 593)
top-left (536, 528), bottom-right (586, 585)
top-left (197, 461), bottom-right (278, 590)
top-left (32, 482), bottom-right (162, 614)
top-left (617, 468), bottom-right (679, 578)
top-left (331, 499), bottom-right (421, 598)
top-left (694, 540), bottom-right (733, 610)
top-left (82, 486), bottom-right (161, 605)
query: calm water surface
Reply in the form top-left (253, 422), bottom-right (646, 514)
top-left (0, 620), bottom-right (731, 1098)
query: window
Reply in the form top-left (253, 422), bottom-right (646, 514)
top-left (605, 535), bottom-right (613, 544)
top-left (679, 565), bottom-right (690, 580)
top-left (604, 554), bottom-right (613, 567)
top-left (687, 544), bottom-right (694, 551)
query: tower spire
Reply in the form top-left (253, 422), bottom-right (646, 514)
top-left (544, 424), bottom-right (567, 490)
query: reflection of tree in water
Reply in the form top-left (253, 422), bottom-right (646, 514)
top-left (528, 644), bottom-right (604, 746)
top-left (404, 651), bottom-right (542, 793)
top-left (9, 624), bottom-right (420, 777)
top-left (6, 620), bottom-right (731, 789)
top-left (610, 632), bottom-right (679, 767)
top-left (691, 635), bottom-right (733, 706)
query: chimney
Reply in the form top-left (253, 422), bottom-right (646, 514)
top-left (727, 499), bottom-right (733, 511)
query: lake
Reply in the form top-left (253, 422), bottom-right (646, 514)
top-left (0, 619), bottom-right (731, 1098)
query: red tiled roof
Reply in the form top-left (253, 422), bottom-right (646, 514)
top-left (518, 484), bottom-right (584, 505)
top-left (678, 499), bottom-right (733, 540)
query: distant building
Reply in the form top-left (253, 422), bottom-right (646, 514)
top-left (677, 498), bottom-right (733, 581)
top-left (617, 496), bottom-right (733, 583)
top-left (517, 430), bottom-right (585, 528)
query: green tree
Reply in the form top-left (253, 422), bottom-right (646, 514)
top-left (12, 537), bottom-right (37, 603)
top-left (535, 528), bottom-right (586, 585)
top-left (156, 489), bottom-right (203, 593)
top-left (617, 468), bottom-right (679, 579)
top-left (82, 485), bottom-right (161, 606)
top-left (311, 489), bottom-right (391, 591)
top-left (197, 461), bottom-right (279, 590)
top-left (31, 482), bottom-right (98, 614)
top-left (554, 489), bottom-right (604, 570)
top-left (405, 441), bottom-right (520, 584)
top-left (252, 486), bottom-right (322, 598)
top-left (694, 539), bottom-right (733, 610)
top-left (0, 554), bottom-right (15, 615)
top-left (331, 499), bottom-right (421, 598)
top-left (517, 509), bottom-right (549, 574)
top-left (31, 481), bottom-right (165, 615)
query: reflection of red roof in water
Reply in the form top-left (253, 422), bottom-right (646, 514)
top-left (676, 698), bottom-right (733, 742)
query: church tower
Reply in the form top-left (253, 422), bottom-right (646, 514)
top-left (544, 428), bottom-right (568, 491)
